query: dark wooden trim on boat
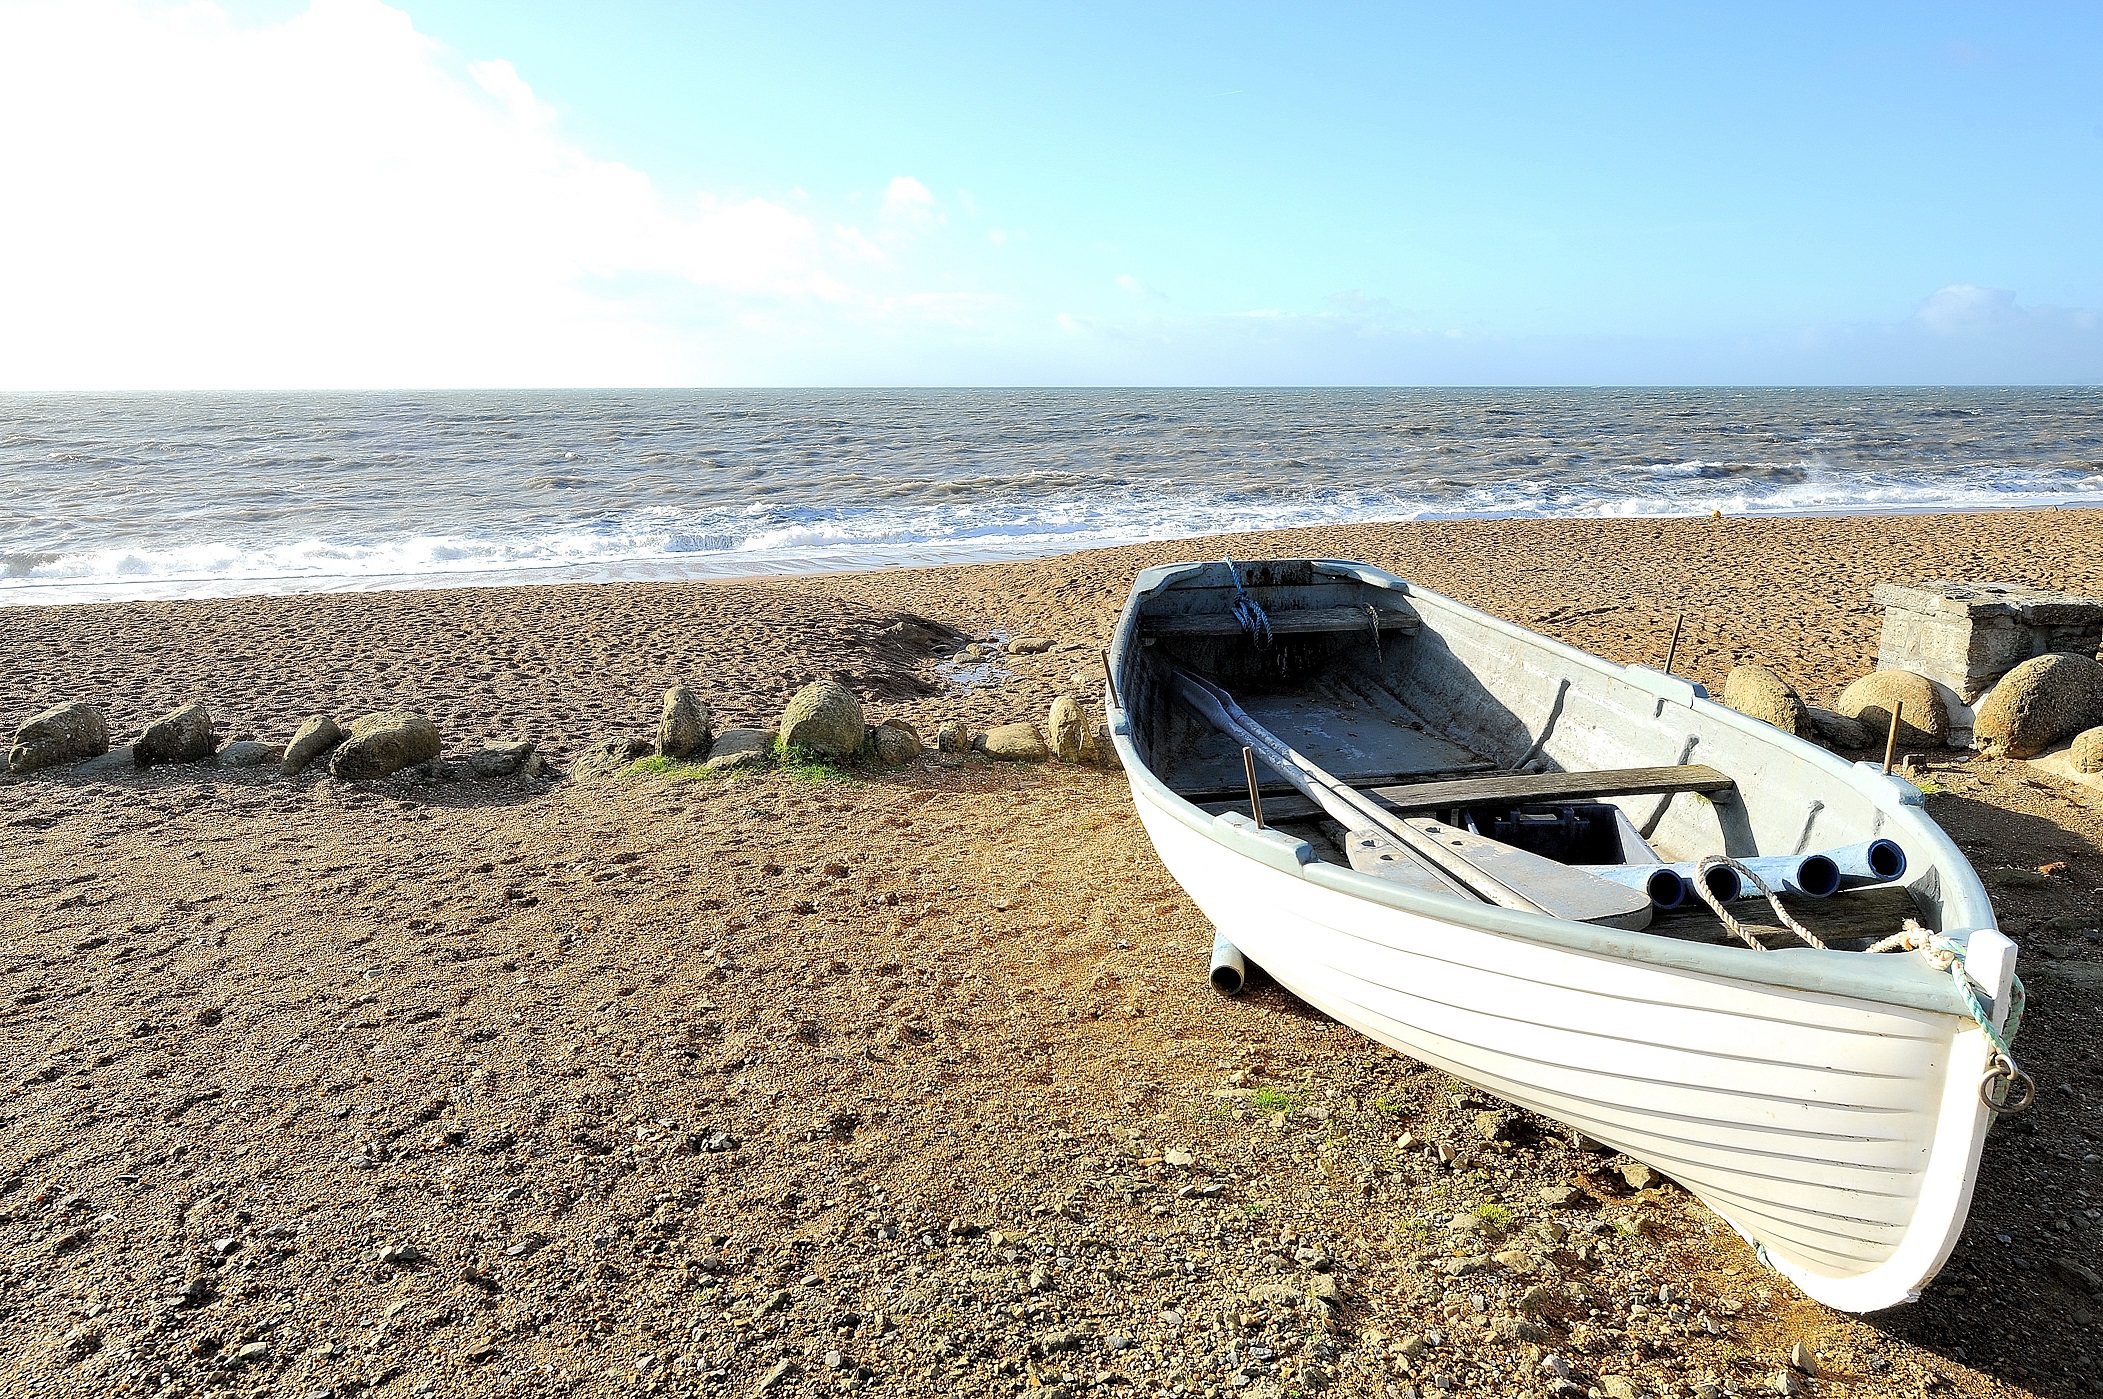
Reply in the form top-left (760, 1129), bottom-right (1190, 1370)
top-left (1141, 604), bottom-right (1422, 638)
top-left (1174, 763), bottom-right (1494, 809)
top-left (1194, 763), bottom-right (1734, 821)
top-left (1370, 764), bottom-right (1736, 811)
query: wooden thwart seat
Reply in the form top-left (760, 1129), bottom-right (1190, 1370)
top-left (1196, 763), bottom-right (1733, 822)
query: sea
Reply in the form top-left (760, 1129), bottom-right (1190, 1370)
top-left (3, 387), bottom-right (2099, 607)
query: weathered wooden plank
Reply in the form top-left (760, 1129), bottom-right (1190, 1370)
top-left (1194, 763), bottom-right (1733, 821)
top-left (1141, 604), bottom-right (1421, 638)
top-left (1175, 761), bottom-right (1494, 810)
top-left (1370, 764), bottom-right (1734, 811)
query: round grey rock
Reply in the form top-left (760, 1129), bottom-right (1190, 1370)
top-left (329, 711), bottom-right (441, 781)
top-left (1047, 696), bottom-right (1088, 763)
top-left (1721, 665), bottom-right (1809, 737)
top-left (659, 685), bottom-right (713, 759)
top-left (7, 701), bottom-right (108, 774)
top-left (468, 738), bottom-right (536, 778)
top-left (1974, 652), bottom-right (2103, 759)
top-left (279, 714), bottom-right (344, 776)
top-left (868, 720), bottom-right (922, 768)
top-left (216, 740), bottom-right (285, 769)
top-left (1835, 670), bottom-right (1950, 747)
top-left (977, 722), bottom-right (1048, 761)
top-left (780, 680), bottom-right (865, 757)
top-left (134, 701), bottom-right (214, 767)
top-left (704, 728), bottom-right (774, 771)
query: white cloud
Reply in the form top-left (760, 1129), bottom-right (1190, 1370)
top-left (1114, 274), bottom-right (1150, 298)
top-left (0, 0), bottom-right (984, 388)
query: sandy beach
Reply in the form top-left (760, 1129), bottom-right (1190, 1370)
top-left (3, 509), bottom-right (2101, 1399)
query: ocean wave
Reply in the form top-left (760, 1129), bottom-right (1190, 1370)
top-left (5, 387), bottom-right (2103, 605)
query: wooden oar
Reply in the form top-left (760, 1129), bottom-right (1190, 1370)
top-left (1171, 668), bottom-right (1654, 929)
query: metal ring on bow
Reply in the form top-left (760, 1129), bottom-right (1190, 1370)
top-left (1979, 1053), bottom-right (2036, 1115)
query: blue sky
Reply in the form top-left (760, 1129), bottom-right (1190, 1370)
top-left (3, 1), bottom-right (2099, 386)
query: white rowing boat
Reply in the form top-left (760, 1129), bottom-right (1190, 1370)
top-left (1107, 558), bottom-right (2029, 1313)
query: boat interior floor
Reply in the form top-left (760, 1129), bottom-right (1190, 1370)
top-left (1164, 677), bottom-right (1487, 797)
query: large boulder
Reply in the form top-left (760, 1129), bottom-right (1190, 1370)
top-left (869, 720), bottom-right (922, 769)
top-left (1047, 696), bottom-right (1089, 763)
top-left (659, 685), bottom-right (713, 760)
top-left (1721, 665), bottom-right (1810, 737)
top-left (329, 711), bottom-right (441, 781)
top-left (8, 701), bottom-right (108, 774)
top-left (704, 728), bottom-right (773, 771)
top-left (2071, 726), bottom-right (2103, 775)
top-left (978, 722), bottom-right (1049, 762)
top-left (280, 715), bottom-right (344, 776)
top-left (1835, 670), bottom-right (1949, 748)
top-left (779, 680), bottom-right (865, 757)
top-left (134, 702), bottom-right (215, 766)
top-left (1973, 653), bottom-right (2103, 759)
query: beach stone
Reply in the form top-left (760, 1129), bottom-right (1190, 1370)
top-left (78, 745), bottom-right (136, 777)
top-left (977, 723), bottom-right (1049, 762)
top-left (468, 738), bottom-right (535, 778)
top-left (779, 680), bottom-right (864, 757)
top-left (134, 701), bottom-right (214, 766)
top-left (1048, 696), bottom-right (1088, 763)
top-left (934, 720), bottom-right (972, 753)
top-left (1009, 636), bottom-right (1054, 655)
top-left (1089, 722), bottom-right (1122, 768)
top-left (704, 728), bottom-right (773, 771)
top-left (329, 711), bottom-right (441, 781)
top-left (1835, 670), bottom-right (1949, 747)
top-left (1722, 665), bottom-right (1810, 737)
top-left (216, 740), bottom-right (284, 769)
top-left (7, 701), bottom-right (108, 774)
top-left (868, 720), bottom-right (921, 768)
top-left (1973, 653), bottom-right (2103, 758)
top-left (280, 714), bottom-right (344, 776)
top-left (658, 685), bottom-right (713, 759)
top-left (573, 734), bottom-right (653, 780)
top-left (1617, 1161), bottom-right (1657, 1191)
top-left (1806, 705), bottom-right (1872, 749)
top-left (2070, 728), bottom-right (2103, 774)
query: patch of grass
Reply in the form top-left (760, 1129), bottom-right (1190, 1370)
top-left (1242, 1200), bottom-right (1271, 1220)
top-left (772, 740), bottom-right (862, 785)
top-left (1471, 1202), bottom-right (1514, 1228)
top-left (1248, 1087), bottom-right (1299, 1114)
top-left (1370, 1095), bottom-right (1406, 1116)
top-left (1913, 776), bottom-right (1944, 795)
top-left (624, 755), bottom-right (723, 781)
top-left (1398, 1218), bottom-right (1430, 1243)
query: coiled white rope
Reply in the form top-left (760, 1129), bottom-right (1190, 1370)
top-left (1688, 855), bottom-right (1829, 951)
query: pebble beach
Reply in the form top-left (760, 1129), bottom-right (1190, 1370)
top-left (3, 509), bottom-right (2102, 1399)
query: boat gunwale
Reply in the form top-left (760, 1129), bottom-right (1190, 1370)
top-left (1108, 557), bottom-right (1991, 1025)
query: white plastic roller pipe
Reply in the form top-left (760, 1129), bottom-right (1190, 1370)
top-left (1733, 854), bottom-right (1844, 899)
top-left (1208, 932), bottom-right (1247, 996)
top-left (1825, 839), bottom-right (1908, 888)
top-left (1576, 864), bottom-right (1688, 909)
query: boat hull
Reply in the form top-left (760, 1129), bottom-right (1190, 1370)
top-left (1129, 783), bottom-right (1997, 1311)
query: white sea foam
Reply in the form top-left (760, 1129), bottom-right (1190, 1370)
top-left (3, 387), bottom-right (2100, 605)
